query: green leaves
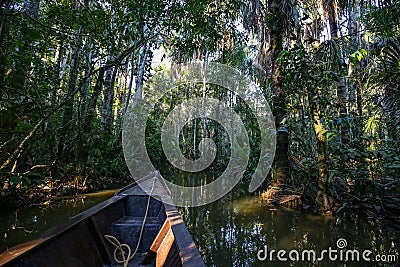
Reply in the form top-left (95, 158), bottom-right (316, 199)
top-left (166, 0), bottom-right (244, 60)
top-left (364, 114), bottom-right (380, 136)
top-left (363, 1), bottom-right (400, 37)
top-left (321, 129), bottom-right (337, 142)
top-left (9, 174), bottom-right (32, 189)
top-left (349, 48), bottom-right (368, 66)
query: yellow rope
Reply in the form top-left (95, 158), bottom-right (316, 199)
top-left (104, 179), bottom-right (156, 267)
top-left (103, 235), bottom-right (132, 267)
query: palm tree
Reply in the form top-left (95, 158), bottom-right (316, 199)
top-left (243, 0), bottom-right (293, 185)
top-left (376, 37), bottom-right (400, 136)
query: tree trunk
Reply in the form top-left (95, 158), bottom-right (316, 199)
top-left (12, 0), bottom-right (40, 90)
top-left (308, 88), bottom-right (331, 211)
top-left (51, 42), bottom-right (63, 93)
top-left (356, 83), bottom-right (362, 117)
top-left (313, 113), bottom-right (330, 211)
top-left (75, 69), bottom-right (105, 175)
top-left (291, 0), bottom-right (302, 45)
top-left (0, 1), bottom-right (13, 89)
top-left (100, 7), bottom-right (126, 132)
top-left (268, 0), bottom-right (290, 185)
top-left (101, 57), bottom-right (117, 132)
top-left (120, 52), bottom-right (136, 131)
top-left (336, 78), bottom-right (349, 143)
top-left (326, 1), bottom-right (339, 39)
top-left (57, 25), bottom-right (83, 157)
top-left (348, 0), bottom-right (362, 139)
top-left (134, 43), bottom-right (150, 101)
top-left (82, 42), bottom-right (94, 102)
top-left (325, 0), bottom-right (350, 144)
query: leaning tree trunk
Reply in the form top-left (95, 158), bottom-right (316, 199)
top-left (75, 40), bottom-right (146, 177)
top-left (75, 69), bottom-right (105, 176)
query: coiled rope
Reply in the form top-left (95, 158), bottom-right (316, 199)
top-left (104, 179), bottom-right (156, 267)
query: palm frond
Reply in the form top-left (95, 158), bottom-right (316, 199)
top-left (377, 37), bottom-right (400, 135)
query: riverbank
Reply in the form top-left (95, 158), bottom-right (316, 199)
top-left (0, 176), bottom-right (129, 209)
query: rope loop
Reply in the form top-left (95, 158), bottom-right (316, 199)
top-left (104, 179), bottom-right (156, 267)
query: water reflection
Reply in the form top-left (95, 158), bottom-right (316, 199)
top-left (0, 190), bottom-right (116, 252)
top-left (0, 173), bottom-right (398, 266)
top-left (182, 191), bottom-right (398, 266)
top-left (161, 165), bottom-right (398, 267)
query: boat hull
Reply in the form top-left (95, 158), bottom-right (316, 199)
top-left (0, 172), bottom-right (205, 267)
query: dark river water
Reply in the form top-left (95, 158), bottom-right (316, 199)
top-left (0, 172), bottom-right (398, 266)
top-left (182, 192), bottom-right (398, 267)
top-left (0, 190), bottom-right (117, 253)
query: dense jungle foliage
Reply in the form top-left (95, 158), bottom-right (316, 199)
top-left (0, 0), bottom-right (399, 218)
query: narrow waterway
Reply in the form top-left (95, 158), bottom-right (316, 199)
top-left (0, 172), bottom-right (398, 266)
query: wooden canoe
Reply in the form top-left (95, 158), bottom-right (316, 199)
top-left (0, 171), bottom-right (206, 267)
